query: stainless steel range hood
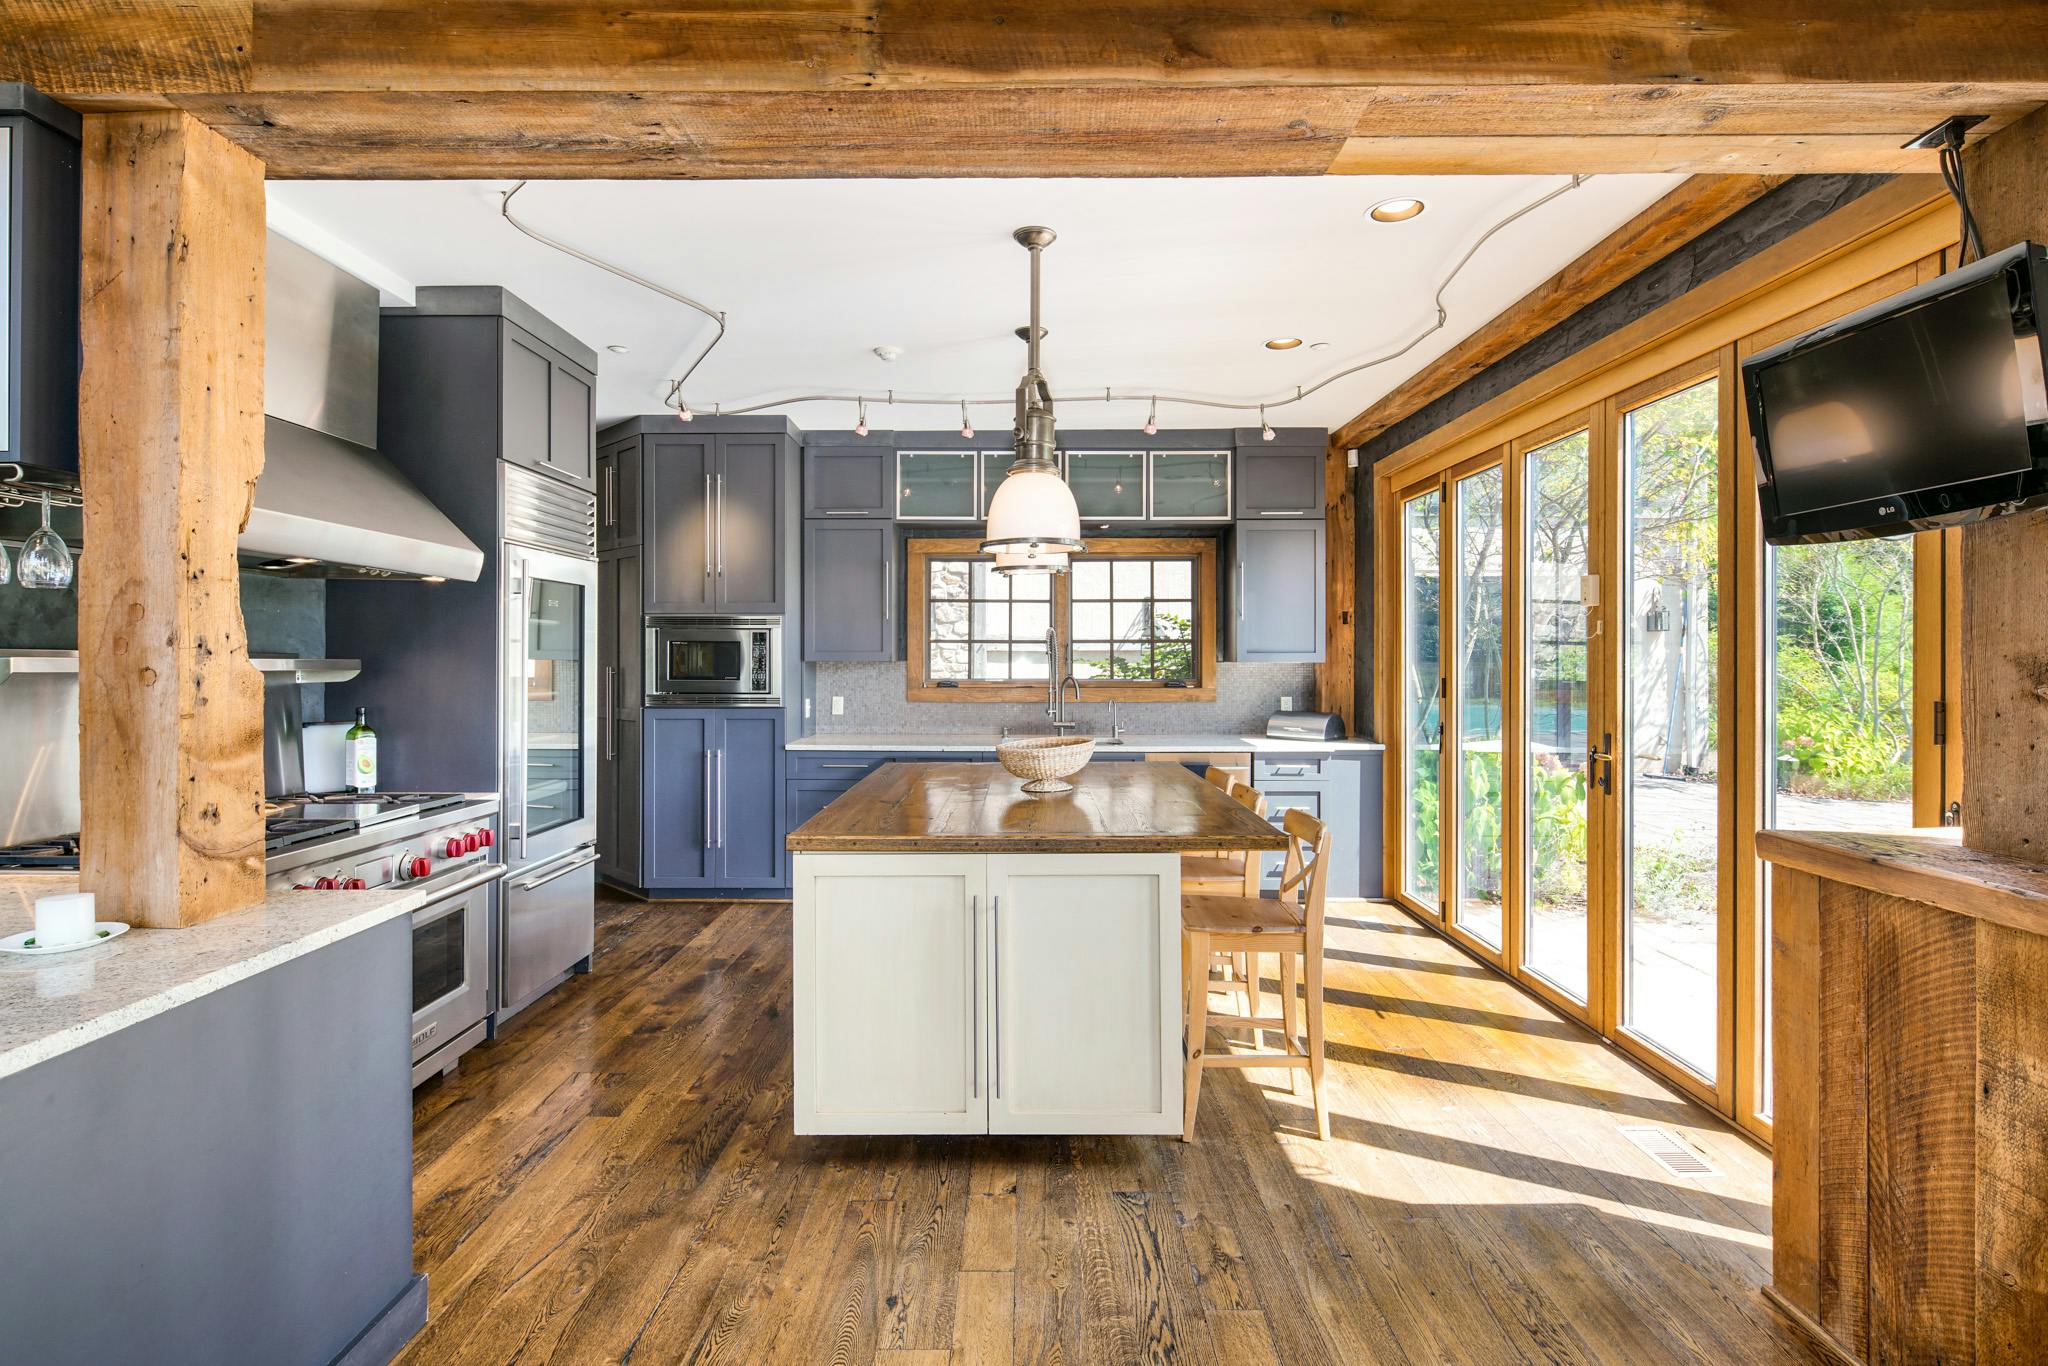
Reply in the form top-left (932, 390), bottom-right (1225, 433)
top-left (246, 232), bottom-right (483, 581)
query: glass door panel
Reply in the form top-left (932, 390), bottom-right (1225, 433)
top-left (1066, 450), bottom-right (1147, 520)
top-left (1451, 465), bottom-right (1506, 950)
top-left (526, 575), bottom-right (586, 838)
top-left (1524, 431), bottom-right (1593, 1002)
top-left (1401, 489), bottom-right (1443, 908)
top-left (1759, 534), bottom-right (1917, 1114)
top-left (1148, 451), bottom-right (1231, 521)
top-left (1620, 378), bottom-right (1722, 1079)
top-left (897, 450), bottom-right (977, 520)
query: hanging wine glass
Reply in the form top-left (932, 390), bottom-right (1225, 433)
top-left (18, 493), bottom-right (73, 590)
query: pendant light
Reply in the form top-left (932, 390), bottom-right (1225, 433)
top-left (982, 226), bottom-right (1084, 576)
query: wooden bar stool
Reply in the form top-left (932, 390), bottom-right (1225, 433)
top-left (1182, 775), bottom-right (1265, 1015)
top-left (1181, 808), bottom-right (1333, 1142)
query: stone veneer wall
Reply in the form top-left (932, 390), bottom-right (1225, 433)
top-left (810, 659), bottom-right (1319, 735)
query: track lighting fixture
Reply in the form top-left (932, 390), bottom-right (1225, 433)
top-left (677, 401), bottom-right (694, 423)
top-left (960, 402), bottom-right (975, 439)
top-left (1142, 399), bottom-right (1158, 436)
top-left (854, 399), bottom-right (869, 437)
top-left (1260, 406), bottom-right (1275, 441)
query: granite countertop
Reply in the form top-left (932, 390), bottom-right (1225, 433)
top-left (788, 730), bottom-right (1385, 755)
top-left (0, 875), bottom-right (430, 1081)
top-left (787, 760), bottom-right (1291, 854)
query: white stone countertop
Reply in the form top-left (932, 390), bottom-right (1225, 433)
top-left (0, 874), bottom-right (429, 1082)
top-left (787, 731), bottom-right (1385, 754)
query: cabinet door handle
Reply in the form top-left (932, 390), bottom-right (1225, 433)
top-left (1257, 509), bottom-right (1306, 517)
top-left (703, 473), bottom-right (714, 583)
top-left (817, 762), bottom-right (869, 770)
top-left (881, 550), bottom-right (891, 624)
top-left (715, 472), bottom-right (726, 578)
top-left (822, 509), bottom-right (868, 516)
top-left (715, 748), bottom-right (725, 848)
top-left (602, 666), bottom-right (616, 760)
top-left (603, 462), bottom-right (616, 528)
top-left (702, 748), bottom-right (714, 848)
top-left (991, 894), bottom-right (1001, 1101)
top-left (970, 894), bottom-right (980, 1098)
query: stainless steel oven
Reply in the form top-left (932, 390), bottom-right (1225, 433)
top-left (645, 615), bottom-right (782, 704)
top-left (410, 860), bottom-right (505, 1084)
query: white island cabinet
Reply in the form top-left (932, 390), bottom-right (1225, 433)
top-left (793, 851), bottom-right (1182, 1135)
top-left (786, 761), bottom-right (1287, 1138)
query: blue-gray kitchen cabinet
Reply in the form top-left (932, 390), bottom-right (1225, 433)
top-left (1230, 520), bottom-right (1325, 662)
top-left (803, 520), bottom-right (896, 662)
top-left (643, 709), bottom-right (787, 891)
top-left (1233, 442), bottom-right (1324, 518)
top-left (1252, 752), bottom-right (1367, 898)
top-left (803, 444), bottom-right (893, 518)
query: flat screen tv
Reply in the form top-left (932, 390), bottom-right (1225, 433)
top-left (1743, 240), bottom-right (2048, 545)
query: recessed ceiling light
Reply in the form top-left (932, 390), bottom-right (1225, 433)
top-left (606, 344), bottom-right (629, 354)
top-left (1370, 197), bottom-right (1426, 223)
top-left (872, 345), bottom-right (905, 362)
top-left (1264, 337), bottom-right (1304, 351)
top-left (1309, 341), bottom-right (1332, 351)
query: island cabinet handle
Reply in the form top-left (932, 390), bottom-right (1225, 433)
top-left (969, 894), bottom-right (980, 1098)
top-left (991, 895), bottom-right (1002, 1101)
top-left (702, 749), bottom-right (714, 848)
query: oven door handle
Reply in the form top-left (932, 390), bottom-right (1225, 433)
top-left (511, 849), bottom-right (600, 892)
top-left (411, 862), bottom-right (508, 922)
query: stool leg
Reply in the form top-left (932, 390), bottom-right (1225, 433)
top-left (1183, 929), bottom-right (1209, 1142)
top-left (1279, 950), bottom-right (1300, 1096)
top-left (1305, 940), bottom-right (1328, 1141)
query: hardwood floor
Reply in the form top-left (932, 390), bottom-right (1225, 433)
top-left (403, 891), bottom-right (1818, 1364)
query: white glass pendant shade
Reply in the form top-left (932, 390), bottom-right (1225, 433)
top-left (982, 465), bottom-right (1083, 567)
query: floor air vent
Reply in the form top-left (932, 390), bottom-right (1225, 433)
top-left (1618, 1126), bottom-right (1718, 1178)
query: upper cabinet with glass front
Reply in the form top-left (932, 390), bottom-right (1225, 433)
top-left (1148, 451), bottom-right (1231, 521)
top-left (1065, 450), bottom-right (1147, 521)
top-left (896, 450), bottom-right (979, 521)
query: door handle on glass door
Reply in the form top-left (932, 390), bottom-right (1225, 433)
top-left (1588, 732), bottom-right (1614, 795)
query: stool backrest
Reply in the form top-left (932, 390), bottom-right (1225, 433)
top-left (1274, 807), bottom-right (1333, 947)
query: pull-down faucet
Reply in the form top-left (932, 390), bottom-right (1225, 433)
top-left (1047, 627), bottom-right (1081, 733)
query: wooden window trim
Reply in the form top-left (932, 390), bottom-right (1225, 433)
top-left (905, 536), bottom-right (1219, 703)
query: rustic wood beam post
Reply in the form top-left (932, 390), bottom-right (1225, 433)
top-left (77, 111), bottom-right (266, 927)
top-left (1958, 105), bottom-right (2048, 861)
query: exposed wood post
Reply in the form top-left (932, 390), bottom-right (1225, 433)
top-left (1958, 105), bottom-right (2048, 861)
top-left (1315, 439), bottom-right (1358, 735)
top-left (77, 111), bottom-right (266, 927)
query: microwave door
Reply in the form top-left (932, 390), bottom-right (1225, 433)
top-left (504, 545), bottom-right (599, 872)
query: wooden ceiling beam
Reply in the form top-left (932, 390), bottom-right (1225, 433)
top-left (4, 5), bottom-right (2048, 177)
top-left (1330, 173), bottom-right (1789, 451)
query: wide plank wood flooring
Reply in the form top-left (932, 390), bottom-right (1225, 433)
top-left (402, 891), bottom-right (1818, 1364)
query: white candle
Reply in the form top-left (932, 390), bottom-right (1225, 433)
top-left (33, 892), bottom-right (96, 948)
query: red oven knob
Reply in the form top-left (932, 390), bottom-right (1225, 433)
top-left (445, 836), bottom-right (465, 859)
top-left (411, 855), bottom-right (432, 879)
top-left (478, 828), bottom-right (495, 849)
top-left (315, 875), bottom-right (337, 890)
top-left (345, 877), bottom-right (368, 890)
top-left (292, 883), bottom-right (312, 891)
top-left (463, 831), bottom-right (480, 854)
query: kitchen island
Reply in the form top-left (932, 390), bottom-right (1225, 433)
top-left (786, 761), bottom-right (1285, 1135)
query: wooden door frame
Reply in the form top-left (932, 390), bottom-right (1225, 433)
top-left (1439, 447), bottom-right (1511, 970)
top-left (1596, 356), bottom-right (1734, 1114)
top-left (1504, 408), bottom-right (1604, 1028)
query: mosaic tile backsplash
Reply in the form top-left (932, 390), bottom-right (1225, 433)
top-left (808, 660), bottom-right (1319, 735)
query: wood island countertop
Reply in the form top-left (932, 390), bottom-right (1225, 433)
top-left (786, 761), bottom-right (1290, 854)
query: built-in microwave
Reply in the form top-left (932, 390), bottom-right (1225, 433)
top-left (646, 616), bottom-right (782, 704)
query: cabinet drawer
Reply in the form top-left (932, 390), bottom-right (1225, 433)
top-left (787, 749), bottom-right (989, 780)
top-left (1253, 754), bottom-right (1333, 782)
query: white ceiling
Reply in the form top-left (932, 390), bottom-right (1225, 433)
top-left (267, 173), bottom-right (1684, 433)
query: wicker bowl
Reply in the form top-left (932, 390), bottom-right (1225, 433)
top-left (996, 735), bottom-right (1096, 794)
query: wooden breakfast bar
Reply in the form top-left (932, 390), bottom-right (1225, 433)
top-left (786, 761), bottom-right (1286, 1135)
